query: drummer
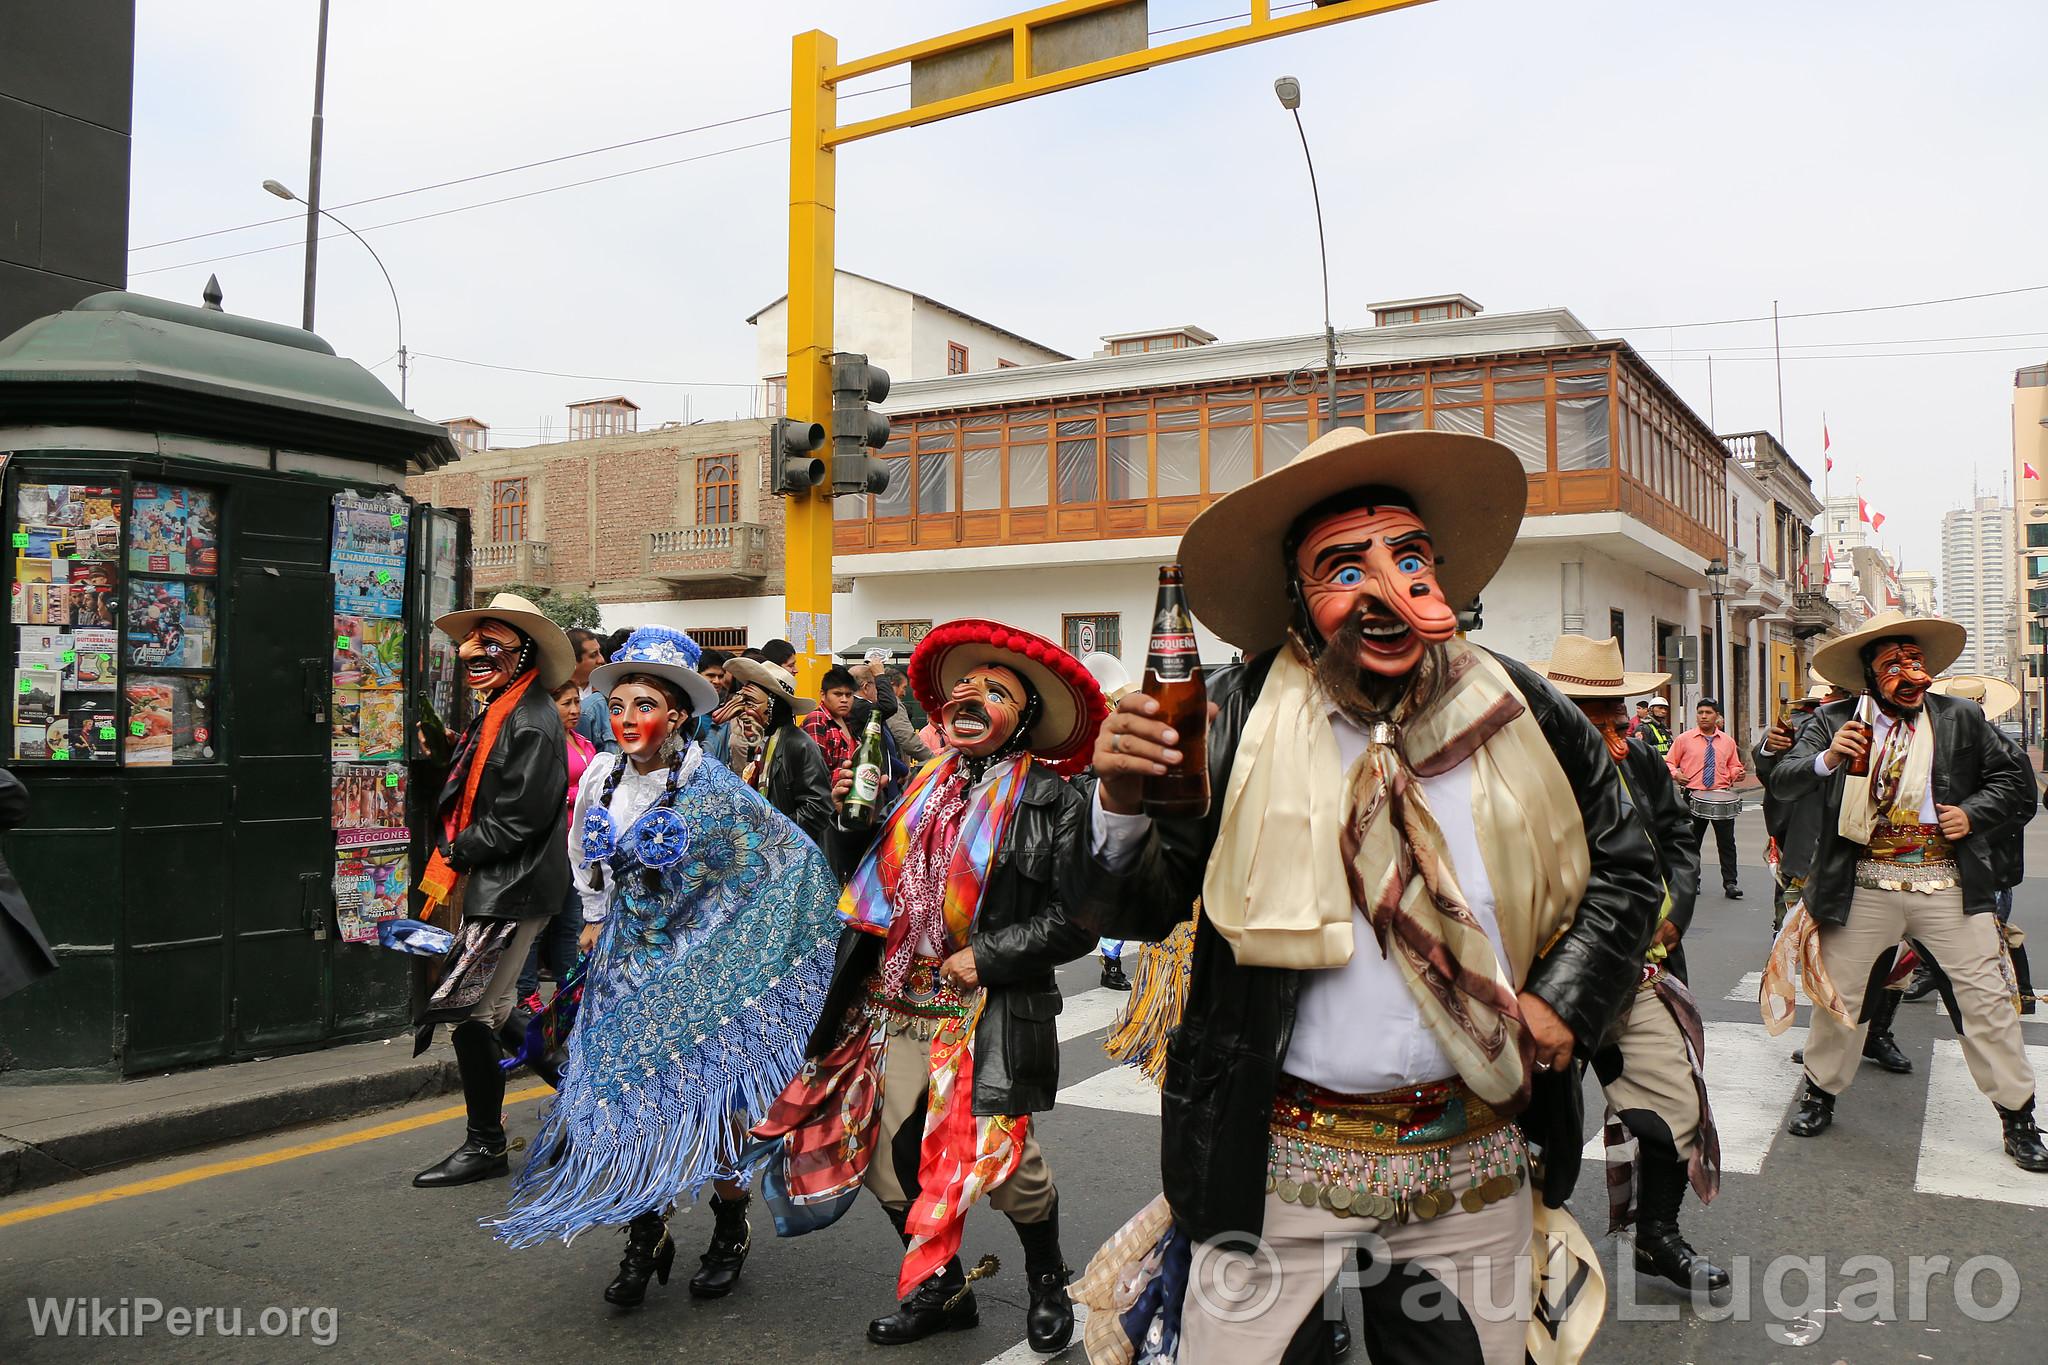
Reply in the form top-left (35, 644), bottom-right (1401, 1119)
top-left (1668, 698), bottom-right (1746, 900)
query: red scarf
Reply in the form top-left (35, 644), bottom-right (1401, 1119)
top-left (418, 670), bottom-right (537, 917)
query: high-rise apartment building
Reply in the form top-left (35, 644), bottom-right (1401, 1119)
top-left (1941, 494), bottom-right (2015, 680)
top-left (2014, 364), bottom-right (2048, 737)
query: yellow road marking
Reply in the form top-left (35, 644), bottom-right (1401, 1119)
top-left (0, 1084), bottom-right (551, 1229)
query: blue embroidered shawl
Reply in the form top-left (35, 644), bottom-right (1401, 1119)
top-left (490, 752), bottom-right (842, 1247)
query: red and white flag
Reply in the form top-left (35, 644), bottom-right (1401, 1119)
top-left (1858, 496), bottom-right (1872, 524)
top-left (1871, 509), bottom-right (1887, 533)
top-left (2026, 462), bottom-right (2040, 482)
top-left (1823, 419), bottom-right (1833, 473)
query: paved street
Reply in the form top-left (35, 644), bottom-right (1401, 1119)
top-left (4, 806), bottom-right (2046, 1363)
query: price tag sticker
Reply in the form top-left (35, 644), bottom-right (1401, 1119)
top-left (99, 652), bottom-right (111, 665)
top-left (390, 514), bottom-right (404, 528)
top-left (62, 650), bottom-right (76, 664)
top-left (129, 721), bottom-right (146, 737)
top-left (10, 533), bottom-right (27, 548)
top-left (375, 569), bottom-right (391, 584)
top-left (384, 773), bottom-right (400, 788)
top-left (336, 635), bottom-right (351, 650)
top-left (50, 748), bottom-right (70, 762)
top-left (98, 725), bottom-right (117, 740)
top-left (16, 679), bottom-right (28, 693)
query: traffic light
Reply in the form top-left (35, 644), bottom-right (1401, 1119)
top-left (771, 418), bottom-right (826, 496)
top-left (830, 352), bottom-right (892, 497)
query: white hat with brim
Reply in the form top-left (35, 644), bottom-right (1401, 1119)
top-left (1930, 673), bottom-right (2021, 720)
top-left (1529, 634), bottom-right (1672, 699)
top-left (589, 626), bottom-right (720, 717)
top-left (433, 592), bottom-right (576, 689)
top-left (1080, 651), bottom-right (1135, 704)
top-left (724, 656), bottom-right (818, 715)
top-left (1179, 428), bottom-right (1527, 654)
top-left (1809, 610), bottom-right (1967, 691)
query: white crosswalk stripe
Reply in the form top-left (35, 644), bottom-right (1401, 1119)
top-left (1581, 1020), bottom-right (1802, 1174)
top-left (1725, 969), bottom-right (1764, 1004)
top-left (1055, 986), bottom-right (1127, 1044)
top-left (1914, 1039), bottom-right (2048, 1208)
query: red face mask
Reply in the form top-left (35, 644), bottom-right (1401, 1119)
top-left (458, 620), bottom-right (526, 694)
top-left (1576, 699), bottom-right (1632, 763)
top-left (1871, 641), bottom-right (1931, 713)
top-left (938, 665), bottom-right (1029, 758)
top-left (1292, 503), bottom-right (1459, 677)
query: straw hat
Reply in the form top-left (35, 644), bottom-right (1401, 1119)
top-left (725, 656), bottom-right (817, 714)
top-left (909, 619), bottom-right (1107, 771)
top-left (1809, 610), bottom-right (1967, 691)
top-left (1080, 651), bottom-right (1135, 705)
top-left (432, 592), bottom-right (576, 688)
top-left (1529, 635), bottom-right (1671, 698)
top-left (1178, 428), bottom-right (1526, 653)
top-left (589, 626), bottom-right (719, 716)
top-left (1930, 673), bottom-right (2020, 720)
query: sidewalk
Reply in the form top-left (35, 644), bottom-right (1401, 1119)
top-left (0, 1032), bottom-right (460, 1198)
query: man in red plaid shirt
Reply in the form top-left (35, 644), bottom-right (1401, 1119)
top-left (803, 664), bottom-right (861, 774)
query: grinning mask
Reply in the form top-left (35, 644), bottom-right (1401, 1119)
top-left (1865, 639), bottom-right (1931, 715)
top-left (938, 664), bottom-right (1034, 759)
top-left (1574, 697), bottom-right (1633, 763)
top-left (1289, 491), bottom-right (1459, 680)
top-left (459, 619), bottom-right (533, 695)
top-left (607, 677), bottom-right (688, 763)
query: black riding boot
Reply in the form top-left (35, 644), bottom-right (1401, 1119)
top-left (1010, 1198), bottom-right (1076, 1353)
top-left (605, 1210), bottom-right (676, 1307)
top-left (413, 1021), bottom-right (512, 1187)
top-left (1861, 989), bottom-right (1912, 1074)
top-left (1631, 1156), bottom-right (1729, 1294)
top-left (1787, 1079), bottom-right (1835, 1137)
top-left (867, 1255), bottom-right (978, 1345)
top-left (1997, 1098), bottom-right (2048, 1173)
top-left (687, 1192), bottom-right (752, 1298)
top-left (1100, 954), bottom-right (1131, 991)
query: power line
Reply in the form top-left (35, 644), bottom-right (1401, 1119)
top-left (413, 351), bottom-right (763, 388)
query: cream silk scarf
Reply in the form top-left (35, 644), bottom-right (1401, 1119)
top-left (1837, 705), bottom-right (1933, 845)
top-left (1202, 640), bottom-right (1591, 1107)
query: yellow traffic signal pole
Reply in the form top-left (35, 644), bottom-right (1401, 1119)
top-left (783, 0), bottom-right (1437, 690)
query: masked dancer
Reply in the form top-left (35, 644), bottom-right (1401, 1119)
top-left (717, 655), bottom-right (837, 864)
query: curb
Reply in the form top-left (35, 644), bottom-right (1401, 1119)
top-left (0, 1053), bottom-right (462, 1199)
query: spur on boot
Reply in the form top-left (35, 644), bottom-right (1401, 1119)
top-left (868, 1259), bottom-right (978, 1345)
top-left (605, 1211), bottom-right (676, 1307)
top-left (1998, 1100), bottom-right (2048, 1174)
top-left (1787, 1080), bottom-right (1835, 1137)
top-left (688, 1193), bottom-right (752, 1298)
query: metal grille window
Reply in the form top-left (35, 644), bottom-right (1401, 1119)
top-left (690, 627), bottom-right (747, 650)
top-left (1062, 613), bottom-right (1120, 658)
top-left (490, 478), bottom-right (527, 542)
top-left (696, 455), bottom-right (739, 525)
top-left (877, 619), bottom-right (934, 644)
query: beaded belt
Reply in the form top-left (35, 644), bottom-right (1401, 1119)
top-left (867, 956), bottom-right (970, 1040)
top-left (1856, 821), bottom-right (1959, 892)
top-left (1265, 1075), bottom-right (1526, 1224)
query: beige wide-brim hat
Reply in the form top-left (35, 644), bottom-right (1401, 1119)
top-left (1930, 673), bottom-right (2021, 720)
top-left (1529, 634), bottom-right (1671, 698)
top-left (725, 656), bottom-right (818, 714)
top-left (433, 592), bottom-right (576, 688)
top-left (1178, 428), bottom-right (1526, 654)
top-left (1809, 610), bottom-right (1967, 691)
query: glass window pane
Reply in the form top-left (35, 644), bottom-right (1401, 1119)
top-left (964, 424), bottom-right (1001, 448)
top-left (1432, 368), bottom-right (1482, 385)
top-left (125, 674), bottom-right (217, 765)
top-left (1431, 385), bottom-right (1482, 405)
top-left (1263, 398), bottom-right (1308, 419)
top-left (1373, 374), bottom-right (1422, 389)
top-left (1494, 402), bottom-right (1547, 472)
top-left (1492, 362), bottom-right (1547, 378)
top-left (963, 447), bottom-right (1001, 511)
top-left (1263, 422), bottom-right (1310, 469)
top-left (1158, 430), bottom-right (1200, 497)
top-left (1009, 443), bottom-right (1048, 507)
top-left (1207, 405), bottom-right (1252, 424)
top-left (1376, 389), bottom-right (1421, 411)
top-left (918, 450), bottom-right (954, 514)
top-left (1157, 407), bottom-right (1199, 429)
top-left (1009, 422), bottom-right (1049, 440)
top-left (1210, 425), bottom-right (1254, 492)
top-left (1209, 387), bottom-right (1254, 402)
top-left (1106, 399), bottom-right (1148, 413)
top-left (1057, 441), bottom-right (1098, 503)
top-left (1555, 372), bottom-right (1608, 395)
top-left (1106, 435), bottom-right (1145, 500)
top-left (917, 426), bottom-right (957, 451)
top-left (1374, 409), bottom-right (1423, 434)
top-left (875, 458), bottom-right (912, 518)
top-left (1557, 395), bottom-right (1611, 471)
top-left (1431, 405), bottom-right (1486, 438)
top-left (964, 413), bottom-right (1002, 429)
top-left (1107, 413), bottom-right (1146, 434)
top-left (1058, 418), bottom-right (1098, 437)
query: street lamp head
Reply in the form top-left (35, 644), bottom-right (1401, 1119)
top-left (1274, 75), bottom-right (1301, 110)
top-left (262, 179), bottom-right (298, 202)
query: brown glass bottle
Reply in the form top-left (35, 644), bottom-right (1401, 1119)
top-left (1141, 565), bottom-right (1210, 818)
top-left (1846, 693), bottom-right (1873, 777)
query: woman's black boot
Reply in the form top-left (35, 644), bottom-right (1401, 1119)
top-left (605, 1210), bottom-right (676, 1307)
top-left (687, 1193), bottom-right (752, 1298)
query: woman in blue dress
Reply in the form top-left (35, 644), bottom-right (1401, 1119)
top-left (488, 627), bottom-right (843, 1309)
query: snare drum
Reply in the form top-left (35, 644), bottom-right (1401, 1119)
top-left (1687, 788), bottom-right (1742, 821)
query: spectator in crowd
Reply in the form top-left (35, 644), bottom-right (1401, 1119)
top-left (1628, 699), bottom-right (1651, 735)
top-left (1637, 697), bottom-right (1675, 757)
top-left (1668, 698), bottom-right (1746, 899)
top-left (697, 648), bottom-right (735, 765)
top-left (761, 638), bottom-right (797, 669)
top-left (567, 627), bottom-right (615, 755)
top-left (804, 665), bottom-right (861, 774)
top-left (723, 656), bottom-right (837, 870)
top-left (879, 666), bottom-right (932, 765)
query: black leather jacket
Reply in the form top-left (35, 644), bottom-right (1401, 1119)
top-left (0, 769), bottom-right (57, 999)
top-left (1768, 694), bottom-right (2034, 924)
top-left (1058, 649), bottom-right (1661, 1243)
top-left (1623, 737), bottom-right (1700, 938)
top-left (758, 723), bottom-right (837, 871)
top-left (806, 759), bottom-right (1094, 1115)
top-left (437, 680), bottom-right (570, 922)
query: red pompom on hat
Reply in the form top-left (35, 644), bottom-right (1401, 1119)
top-left (908, 618), bottom-right (1106, 771)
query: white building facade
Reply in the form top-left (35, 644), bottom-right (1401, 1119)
top-left (1942, 494), bottom-right (2016, 680)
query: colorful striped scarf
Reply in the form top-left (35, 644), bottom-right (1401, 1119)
top-left (839, 751), bottom-right (1029, 945)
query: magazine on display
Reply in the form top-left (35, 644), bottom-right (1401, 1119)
top-left (331, 690), bottom-right (363, 761)
top-left (124, 675), bottom-right (216, 766)
top-left (72, 629), bottom-right (117, 690)
top-left (331, 494), bottom-right (409, 621)
top-left (332, 762), bottom-right (408, 848)
top-left (125, 579), bottom-right (216, 669)
top-left (128, 483), bottom-right (219, 576)
top-left (334, 615), bottom-right (404, 690)
top-left (334, 845), bottom-right (409, 944)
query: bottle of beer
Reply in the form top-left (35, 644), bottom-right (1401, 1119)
top-left (1847, 692), bottom-right (1873, 777)
top-left (416, 688), bottom-right (454, 768)
top-left (1141, 564), bottom-right (1210, 819)
top-left (842, 713), bottom-right (888, 828)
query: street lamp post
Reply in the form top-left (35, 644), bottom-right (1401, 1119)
top-left (1273, 76), bottom-right (1339, 431)
top-left (1705, 559), bottom-right (1729, 701)
top-left (298, 0), bottom-right (332, 333)
top-left (264, 180), bottom-right (408, 407)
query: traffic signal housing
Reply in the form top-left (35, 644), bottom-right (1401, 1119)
top-left (831, 352), bottom-right (892, 497)
top-left (771, 417), bottom-right (826, 495)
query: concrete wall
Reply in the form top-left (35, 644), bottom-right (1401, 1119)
top-left (751, 273), bottom-right (1068, 383)
top-left (0, 0), bottom-right (133, 338)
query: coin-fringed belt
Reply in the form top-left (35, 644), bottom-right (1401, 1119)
top-left (1855, 822), bottom-right (1959, 893)
top-left (866, 956), bottom-right (970, 1041)
top-left (1266, 1074), bottom-right (1527, 1224)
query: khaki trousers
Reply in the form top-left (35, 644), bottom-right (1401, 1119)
top-left (1181, 1156), bottom-right (1533, 1365)
top-left (1806, 884), bottom-right (2033, 1108)
top-left (1604, 986), bottom-right (1701, 1159)
top-left (467, 916), bottom-right (544, 1030)
top-left (862, 1025), bottom-right (1057, 1223)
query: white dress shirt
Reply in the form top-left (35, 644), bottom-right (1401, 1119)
top-left (1091, 706), bottom-right (1510, 1094)
top-left (1812, 706), bottom-right (1938, 823)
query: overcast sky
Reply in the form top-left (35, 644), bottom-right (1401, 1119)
top-left (126, 1), bottom-right (2048, 582)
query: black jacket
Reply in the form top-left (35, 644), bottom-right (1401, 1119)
top-left (1057, 650), bottom-right (1661, 1243)
top-left (0, 769), bottom-right (57, 1001)
top-left (437, 679), bottom-right (570, 922)
top-left (1623, 737), bottom-right (1700, 937)
top-left (758, 722), bottom-right (837, 870)
top-left (1768, 694), bottom-right (2034, 924)
top-left (806, 759), bottom-right (1095, 1115)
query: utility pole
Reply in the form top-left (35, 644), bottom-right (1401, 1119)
top-left (299, 0), bottom-right (332, 333)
